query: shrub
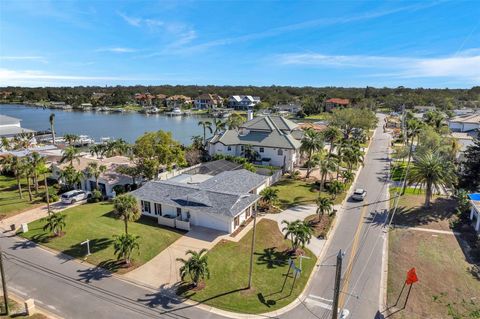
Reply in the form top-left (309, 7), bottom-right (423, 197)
top-left (113, 184), bottom-right (127, 195)
top-left (43, 193), bottom-right (59, 203)
top-left (87, 189), bottom-right (103, 203)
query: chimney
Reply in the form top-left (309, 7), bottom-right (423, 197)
top-left (247, 110), bottom-right (254, 121)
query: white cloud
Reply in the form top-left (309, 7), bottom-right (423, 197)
top-left (1, 56), bottom-right (48, 63)
top-left (118, 12), bottom-right (164, 29)
top-left (275, 50), bottom-right (480, 83)
top-left (95, 47), bottom-right (137, 53)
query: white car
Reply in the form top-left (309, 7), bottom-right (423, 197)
top-left (61, 190), bottom-right (89, 204)
top-left (351, 188), bottom-right (367, 201)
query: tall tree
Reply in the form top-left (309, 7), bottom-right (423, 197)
top-left (300, 128), bottom-right (324, 178)
top-left (1, 155), bottom-right (25, 199)
top-left (408, 152), bottom-right (456, 207)
top-left (316, 196), bottom-right (333, 222)
top-left (61, 146), bottom-right (81, 167)
top-left (459, 139), bottom-right (480, 191)
top-left (49, 113), bottom-right (56, 145)
top-left (212, 119), bottom-right (226, 136)
top-left (113, 194), bottom-right (141, 235)
top-left (401, 118), bottom-right (423, 194)
top-left (28, 152), bottom-right (44, 193)
top-left (85, 162), bottom-right (107, 190)
top-left (226, 113), bottom-right (245, 130)
top-left (198, 120), bottom-right (213, 146)
top-left (281, 220), bottom-right (312, 251)
top-left (177, 249), bottom-right (210, 287)
top-left (63, 134), bottom-right (80, 146)
top-left (323, 126), bottom-right (342, 158)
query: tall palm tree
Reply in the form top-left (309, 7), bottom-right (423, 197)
top-left (242, 144), bottom-right (259, 162)
top-left (23, 159), bottom-right (34, 201)
top-left (89, 144), bottom-right (104, 159)
top-left (408, 152), bottom-right (456, 207)
top-left (212, 119), bottom-right (226, 135)
top-left (342, 143), bottom-right (364, 171)
top-left (281, 220), bottom-right (313, 251)
top-left (37, 163), bottom-right (52, 212)
top-left (105, 139), bottom-right (130, 157)
top-left (300, 128), bottom-right (324, 178)
top-left (423, 110), bottom-right (445, 132)
top-left (401, 118), bottom-right (423, 194)
top-left (177, 249), bottom-right (210, 287)
top-left (42, 213), bottom-right (66, 236)
top-left (226, 113), bottom-right (245, 130)
top-left (327, 180), bottom-right (345, 200)
top-left (198, 120), bottom-right (213, 146)
top-left (63, 134), bottom-right (80, 146)
top-left (61, 146), bottom-right (81, 166)
top-left (85, 162), bottom-right (107, 190)
top-left (28, 152), bottom-right (44, 193)
top-left (341, 170), bottom-right (355, 184)
top-left (60, 165), bottom-right (83, 190)
top-left (113, 233), bottom-right (140, 266)
top-left (323, 126), bottom-right (342, 158)
top-left (49, 113), bottom-right (56, 145)
top-left (316, 196), bottom-right (333, 221)
top-left (113, 194), bottom-right (141, 235)
top-left (318, 152), bottom-right (337, 192)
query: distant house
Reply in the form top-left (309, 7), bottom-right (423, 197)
top-left (448, 113), bottom-right (480, 132)
top-left (325, 98), bottom-right (350, 112)
top-left (208, 115), bottom-right (301, 170)
top-left (413, 105), bottom-right (436, 113)
top-left (51, 155), bottom-right (139, 197)
top-left (131, 164), bottom-right (268, 233)
top-left (194, 94), bottom-right (223, 109)
top-left (273, 103), bottom-right (302, 114)
top-left (166, 95), bottom-right (192, 108)
top-left (134, 93), bottom-right (154, 107)
top-left (0, 91), bottom-right (13, 99)
top-left (91, 92), bottom-right (108, 100)
top-left (228, 95), bottom-right (261, 110)
top-left (153, 94), bottom-right (167, 106)
top-left (0, 114), bottom-right (35, 139)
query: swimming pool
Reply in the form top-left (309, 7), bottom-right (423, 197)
top-left (468, 193), bottom-right (480, 201)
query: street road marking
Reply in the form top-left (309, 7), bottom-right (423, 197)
top-left (9, 286), bottom-right (27, 296)
top-left (308, 294), bottom-right (333, 302)
top-left (339, 204), bottom-right (369, 309)
top-left (305, 297), bottom-right (332, 310)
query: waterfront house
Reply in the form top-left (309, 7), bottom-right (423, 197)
top-left (227, 95), bottom-right (261, 110)
top-left (51, 155), bottom-right (138, 197)
top-left (325, 98), bottom-right (350, 112)
top-left (166, 95), bottom-right (192, 108)
top-left (0, 114), bottom-right (35, 139)
top-left (131, 166), bottom-right (267, 233)
top-left (194, 93), bottom-right (223, 109)
top-left (208, 115), bottom-right (301, 171)
top-left (413, 105), bottom-right (436, 113)
top-left (448, 113), bottom-right (480, 133)
top-left (134, 93), bottom-right (155, 107)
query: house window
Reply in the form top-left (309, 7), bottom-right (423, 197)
top-left (176, 207), bottom-right (182, 217)
top-left (234, 215), bottom-right (240, 228)
top-left (154, 203), bottom-right (162, 216)
top-left (241, 146), bottom-right (244, 151)
top-left (246, 206), bottom-right (251, 218)
top-left (141, 200), bottom-right (151, 214)
top-left (278, 149), bottom-right (283, 156)
top-left (259, 147), bottom-right (264, 153)
top-left (227, 146), bottom-right (232, 151)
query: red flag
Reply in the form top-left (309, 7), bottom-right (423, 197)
top-left (405, 268), bottom-right (418, 285)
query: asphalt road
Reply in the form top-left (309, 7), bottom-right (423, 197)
top-left (282, 114), bottom-right (391, 319)
top-left (0, 114), bottom-right (391, 319)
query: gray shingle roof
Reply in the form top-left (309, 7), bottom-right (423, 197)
top-left (0, 114), bottom-right (21, 126)
top-left (241, 115), bottom-right (298, 132)
top-left (213, 129), bottom-right (301, 149)
top-left (131, 180), bottom-right (260, 218)
top-left (198, 169), bottom-right (267, 193)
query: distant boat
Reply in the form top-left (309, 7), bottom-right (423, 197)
top-left (74, 135), bottom-right (95, 146)
top-left (166, 107), bottom-right (183, 116)
top-left (146, 107), bottom-right (160, 114)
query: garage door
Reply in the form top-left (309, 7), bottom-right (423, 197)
top-left (191, 212), bottom-right (230, 233)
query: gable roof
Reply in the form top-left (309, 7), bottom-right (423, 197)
top-left (0, 114), bottom-right (21, 126)
top-left (449, 113), bottom-right (480, 124)
top-left (212, 128), bottom-right (301, 149)
top-left (241, 115), bottom-right (298, 132)
top-left (326, 98), bottom-right (350, 105)
top-left (198, 169), bottom-right (267, 193)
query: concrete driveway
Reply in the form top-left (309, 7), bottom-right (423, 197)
top-left (123, 226), bottom-right (226, 288)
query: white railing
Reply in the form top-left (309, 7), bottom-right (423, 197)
top-left (176, 219), bottom-right (191, 231)
top-left (157, 216), bottom-right (175, 228)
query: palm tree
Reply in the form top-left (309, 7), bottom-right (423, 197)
top-left (85, 162), bottom-right (107, 190)
top-left (408, 152), bottom-right (456, 207)
top-left (89, 144), bottom-right (105, 159)
top-left (316, 196), bottom-right (333, 221)
top-left (401, 118), bottom-right (423, 194)
top-left (323, 126), bottom-right (342, 158)
top-left (105, 139), bottom-right (130, 157)
top-left (260, 187), bottom-right (279, 207)
top-left (341, 170), bottom-right (355, 184)
top-left (212, 119), bottom-right (226, 135)
top-left (63, 134), bottom-right (80, 146)
top-left (42, 213), bottom-right (66, 236)
top-left (281, 220), bottom-right (312, 251)
top-left (1, 155), bottom-right (25, 199)
top-left (113, 233), bottom-right (140, 266)
top-left (60, 165), bottom-right (82, 190)
top-left (37, 163), bottom-right (52, 213)
top-left (177, 249), bottom-right (210, 287)
top-left (342, 143), bottom-right (364, 171)
top-left (113, 194), bottom-right (141, 235)
top-left (226, 113), bottom-right (245, 130)
top-left (61, 146), bottom-right (81, 166)
top-left (327, 180), bottom-right (345, 200)
top-left (28, 152), bottom-right (44, 193)
top-left (318, 152), bottom-right (337, 192)
top-left (300, 128), bottom-right (324, 178)
top-left (49, 113), bottom-right (56, 145)
top-left (242, 144), bottom-right (259, 162)
top-left (23, 160), bottom-right (34, 201)
top-left (198, 120), bottom-right (213, 146)
top-left (424, 110), bottom-right (445, 132)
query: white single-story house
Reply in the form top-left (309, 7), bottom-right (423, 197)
top-left (51, 155), bottom-right (137, 197)
top-left (131, 168), bottom-right (268, 233)
top-left (0, 114), bottom-right (35, 139)
top-left (469, 193), bottom-right (480, 232)
top-left (208, 115), bottom-right (302, 171)
top-left (448, 113), bottom-right (480, 132)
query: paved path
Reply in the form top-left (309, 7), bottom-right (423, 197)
top-left (264, 204), bottom-right (340, 256)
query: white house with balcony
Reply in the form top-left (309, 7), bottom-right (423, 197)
top-left (208, 115), bottom-right (302, 171)
top-left (131, 169), bottom-right (267, 233)
top-left (228, 95), bottom-right (261, 110)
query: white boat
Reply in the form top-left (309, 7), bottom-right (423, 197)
top-left (74, 135), bottom-right (95, 146)
top-left (166, 107), bottom-right (183, 116)
top-left (146, 107), bottom-right (160, 114)
top-left (100, 137), bottom-right (111, 144)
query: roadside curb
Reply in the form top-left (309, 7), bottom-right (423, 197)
top-left (7, 291), bottom-right (63, 319)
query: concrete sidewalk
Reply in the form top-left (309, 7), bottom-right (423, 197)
top-left (0, 200), bottom-right (85, 232)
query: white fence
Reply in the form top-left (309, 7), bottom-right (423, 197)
top-left (157, 216), bottom-right (175, 228)
top-left (265, 169), bottom-right (283, 186)
top-left (175, 219), bottom-right (191, 231)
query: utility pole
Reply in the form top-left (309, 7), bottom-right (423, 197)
top-left (0, 247), bottom-right (9, 315)
top-left (248, 210), bottom-right (257, 289)
top-left (332, 249), bottom-right (343, 319)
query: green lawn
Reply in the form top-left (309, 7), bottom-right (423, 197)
top-left (21, 202), bottom-right (184, 273)
top-left (0, 175), bottom-right (48, 219)
top-left (271, 178), bottom-right (348, 209)
top-left (1, 298), bottom-right (47, 318)
top-left (180, 219), bottom-right (316, 314)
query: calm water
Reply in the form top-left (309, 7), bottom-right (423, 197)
top-left (0, 104), bottom-right (213, 145)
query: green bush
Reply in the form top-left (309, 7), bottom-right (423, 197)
top-left (113, 184), bottom-right (127, 195)
top-left (43, 193), bottom-right (59, 203)
top-left (87, 189), bottom-right (103, 203)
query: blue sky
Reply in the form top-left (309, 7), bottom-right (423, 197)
top-left (0, 0), bottom-right (479, 88)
